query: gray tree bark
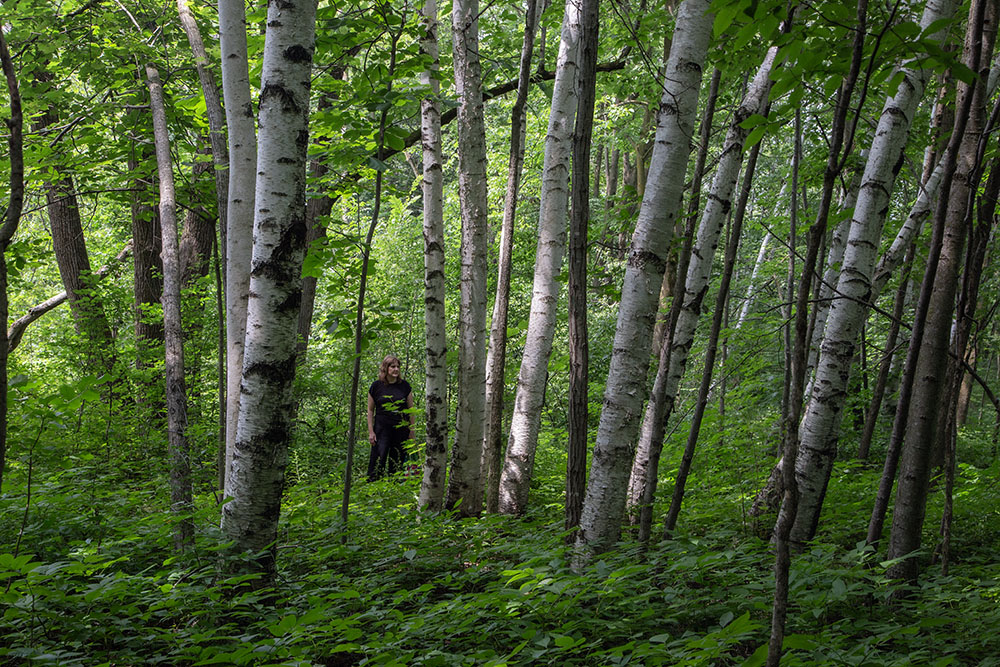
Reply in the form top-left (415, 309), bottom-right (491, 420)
top-left (445, 0), bottom-right (490, 517)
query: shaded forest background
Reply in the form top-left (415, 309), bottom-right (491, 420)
top-left (1, 0), bottom-right (999, 664)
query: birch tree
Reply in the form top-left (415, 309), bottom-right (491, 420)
top-left (887, 0), bottom-right (996, 583)
top-left (627, 46), bottom-right (778, 528)
top-left (219, 0), bottom-right (318, 575)
top-left (574, 0), bottom-right (713, 565)
top-left (785, 0), bottom-right (956, 545)
top-left (419, 0), bottom-right (448, 511)
top-left (219, 0), bottom-right (257, 492)
top-left (482, 0), bottom-right (541, 514)
top-left (498, 0), bottom-right (583, 516)
top-left (445, 0), bottom-right (490, 516)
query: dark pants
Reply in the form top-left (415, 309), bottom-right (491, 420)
top-left (367, 426), bottom-right (406, 481)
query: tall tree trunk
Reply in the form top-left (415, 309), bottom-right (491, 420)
top-left (445, 0), bottom-right (490, 517)
top-left (419, 0), bottom-right (449, 511)
top-left (651, 67), bottom-right (721, 358)
top-left (573, 0), bottom-right (712, 567)
top-left (482, 0), bottom-right (542, 514)
top-left (566, 0), bottom-right (599, 533)
top-left (498, 0), bottom-right (582, 516)
top-left (220, 0), bottom-right (317, 577)
top-left (768, 0), bottom-right (869, 655)
top-left (145, 63), bottom-right (194, 551)
top-left (887, 0), bottom-right (996, 583)
top-left (785, 0), bottom-right (956, 546)
top-left (219, 0), bottom-right (258, 494)
top-left (629, 46), bottom-right (778, 536)
top-left (0, 27), bottom-right (24, 494)
top-left (176, 0), bottom-right (228, 249)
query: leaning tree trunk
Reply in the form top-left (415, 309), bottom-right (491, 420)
top-left (482, 0), bottom-right (541, 514)
top-left (418, 0), bottom-right (449, 511)
top-left (628, 46), bottom-right (777, 533)
top-left (573, 0), bottom-right (712, 568)
top-left (887, 0), bottom-right (995, 584)
top-left (0, 27), bottom-right (24, 494)
top-left (445, 0), bottom-right (490, 517)
top-left (498, 0), bottom-right (582, 516)
top-left (220, 0), bottom-right (317, 577)
top-left (785, 0), bottom-right (956, 546)
top-left (145, 63), bottom-right (194, 551)
top-left (176, 0), bottom-right (228, 248)
top-left (219, 0), bottom-right (258, 493)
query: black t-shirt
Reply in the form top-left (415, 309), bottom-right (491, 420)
top-left (369, 379), bottom-right (411, 431)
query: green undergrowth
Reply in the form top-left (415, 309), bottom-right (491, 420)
top-left (1, 457), bottom-right (999, 666)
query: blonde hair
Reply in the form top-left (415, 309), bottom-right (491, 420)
top-left (378, 355), bottom-right (402, 382)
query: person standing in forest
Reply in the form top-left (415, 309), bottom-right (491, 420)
top-left (367, 355), bottom-right (415, 481)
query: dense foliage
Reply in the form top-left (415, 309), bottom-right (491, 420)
top-left (2, 433), bottom-right (999, 665)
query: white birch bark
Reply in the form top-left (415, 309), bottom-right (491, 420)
top-left (445, 0), bottom-right (490, 516)
top-left (573, 0), bottom-right (713, 565)
top-left (220, 0), bottom-right (317, 571)
top-left (735, 231), bottom-right (772, 330)
top-left (786, 0), bottom-right (956, 544)
top-left (418, 0), bottom-right (448, 511)
top-left (805, 184), bottom-right (858, 377)
top-left (483, 0), bottom-right (542, 514)
top-left (498, 0), bottom-right (582, 516)
top-left (625, 46), bottom-right (777, 519)
top-left (870, 153), bottom-right (944, 296)
top-left (219, 0), bottom-right (257, 494)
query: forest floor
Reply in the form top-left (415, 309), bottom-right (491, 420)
top-left (1, 446), bottom-right (999, 666)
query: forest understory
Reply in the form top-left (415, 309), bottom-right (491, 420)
top-left (2, 421), bottom-right (998, 666)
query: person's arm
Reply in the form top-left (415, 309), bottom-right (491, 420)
top-left (367, 394), bottom-right (377, 445)
top-left (406, 392), bottom-right (415, 440)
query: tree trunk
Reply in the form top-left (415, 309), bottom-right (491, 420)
top-left (33, 79), bottom-right (115, 361)
top-left (629, 46), bottom-right (777, 535)
top-left (481, 0), bottom-right (542, 514)
top-left (145, 63), bottom-right (194, 551)
top-left (786, 0), bottom-right (956, 546)
top-left (498, 0), bottom-right (582, 516)
top-left (573, 0), bottom-right (712, 567)
top-left (566, 0), bottom-right (599, 533)
top-left (220, 0), bottom-right (317, 577)
top-left (888, 1), bottom-right (996, 583)
top-left (219, 0), bottom-right (258, 494)
top-left (0, 28), bottom-right (24, 494)
top-left (419, 0), bottom-right (449, 511)
top-left (651, 67), bottom-right (721, 358)
top-left (445, 0), bottom-right (490, 517)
